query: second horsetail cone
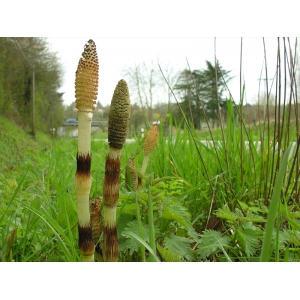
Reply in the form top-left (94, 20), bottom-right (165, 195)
top-left (144, 124), bottom-right (159, 156)
top-left (75, 39), bottom-right (99, 110)
top-left (140, 123), bottom-right (159, 177)
top-left (103, 79), bottom-right (131, 261)
top-left (108, 79), bottom-right (131, 149)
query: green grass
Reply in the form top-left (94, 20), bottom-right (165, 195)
top-left (91, 129), bottom-right (108, 140)
top-left (1, 104), bottom-right (300, 261)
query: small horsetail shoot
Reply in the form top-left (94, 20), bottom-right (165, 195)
top-left (141, 123), bottom-right (159, 176)
top-left (74, 39), bottom-right (99, 262)
top-left (103, 79), bottom-right (131, 262)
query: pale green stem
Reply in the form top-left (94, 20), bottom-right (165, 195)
top-left (104, 206), bottom-right (117, 228)
top-left (77, 109), bottom-right (92, 154)
top-left (147, 179), bottom-right (156, 262)
top-left (141, 155), bottom-right (150, 176)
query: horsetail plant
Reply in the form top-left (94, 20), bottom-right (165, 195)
top-left (139, 124), bottom-right (159, 261)
top-left (125, 158), bottom-right (138, 191)
top-left (141, 124), bottom-right (159, 176)
top-left (74, 39), bottom-right (99, 262)
top-left (103, 79), bottom-right (131, 262)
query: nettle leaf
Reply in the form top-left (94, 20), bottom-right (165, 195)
top-left (162, 198), bottom-right (193, 231)
top-left (117, 213), bottom-right (134, 235)
top-left (235, 208), bottom-right (244, 219)
top-left (236, 225), bottom-right (262, 257)
top-left (157, 244), bottom-right (182, 262)
top-left (274, 230), bottom-right (290, 250)
top-left (288, 211), bottom-right (300, 219)
top-left (245, 212), bottom-right (266, 223)
top-left (216, 204), bottom-right (237, 222)
top-left (197, 229), bottom-right (231, 260)
top-left (238, 201), bottom-right (248, 211)
top-left (121, 203), bottom-right (136, 215)
top-left (249, 201), bottom-right (269, 215)
top-left (242, 222), bottom-right (259, 230)
top-left (163, 233), bottom-right (195, 261)
top-left (283, 229), bottom-right (300, 246)
top-left (121, 220), bottom-right (149, 255)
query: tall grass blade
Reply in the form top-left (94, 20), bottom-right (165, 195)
top-left (135, 192), bottom-right (145, 262)
top-left (260, 146), bottom-right (291, 262)
top-left (0, 171), bottom-right (28, 225)
top-left (21, 203), bottom-right (75, 262)
top-left (147, 179), bottom-right (156, 262)
top-left (122, 231), bottom-right (160, 262)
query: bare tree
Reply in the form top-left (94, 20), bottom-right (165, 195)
top-left (123, 61), bottom-right (180, 126)
top-left (158, 62), bottom-right (180, 114)
top-left (123, 61), bottom-right (163, 123)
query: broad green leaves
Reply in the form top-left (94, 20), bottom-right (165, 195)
top-left (197, 230), bottom-right (231, 260)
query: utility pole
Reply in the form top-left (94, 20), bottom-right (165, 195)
top-left (32, 64), bottom-right (36, 138)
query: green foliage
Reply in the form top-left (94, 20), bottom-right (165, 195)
top-left (261, 146), bottom-right (293, 261)
top-left (121, 220), bottom-right (149, 256)
top-left (156, 244), bottom-right (182, 262)
top-left (197, 230), bottom-right (231, 260)
top-left (163, 233), bottom-right (195, 261)
top-left (174, 60), bottom-right (232, 129)
top-left (236, 223), bottom-right (262, 257)
top-left (0, 37), bottom-right (64, 133)
top-left (162, 198), bottom-right (194, 231)
top-left (215, 204), bottom-right (237, 222)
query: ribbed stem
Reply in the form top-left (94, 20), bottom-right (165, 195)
top-left (102, 79), bottom-right (130, 262)
top-left (103, 148), bottom-right (121, 261)
top-left (141, 155), bottom-right (150, 176)
top-left (77, 110), bottom-right (92, 154)
top-left (74, 39), bottom-right (99, 262)
top-left (75, 147), bottom-right (94, 261)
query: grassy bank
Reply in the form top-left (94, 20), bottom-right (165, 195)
top-left (1, 91), bottom-right (300, 262)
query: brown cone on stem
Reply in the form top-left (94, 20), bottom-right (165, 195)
top-left (74, 39), bottom-right (98, 262)
top-left (103, 79), bottom-right (131, 262)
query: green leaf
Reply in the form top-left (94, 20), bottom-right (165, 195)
top-left (237, 201), bottom-right (248, 211)
top-left (283, 229), bottom-right (300, 246)
top-left (163, 233), bottom-right (195, 261)
top-left (216, 204), bottom-right (237, 222)
top-left (121, 220), bottom-right (149, 256)
top-left (275, 230), bottom-right (290, 250)
top-left (245, 212), bottom-right (266, 223)
top-left (157, 244), bottom-right (182, 262)
top-left (121, 203), bottom-right (137, 215)
top-left (122, 230), bottom-right (160, 262)
top-left (162, 198), bottom-right (193, 230)
top-left (236, 226), bottom-right (262, 257)
top-left (197, 229), bottom-right (231, 260)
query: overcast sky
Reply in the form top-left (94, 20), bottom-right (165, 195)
top-left (47, 37), bottom-right (298, 107)
top-left (3, 2), bottom-right (298, 108)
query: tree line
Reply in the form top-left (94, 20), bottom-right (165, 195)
top-left (65, 60), bottom-right (234, 133)
top-left (0, 37), bottom-right (235, 136)
top-left (0, 37), bottom-right (64, 136)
